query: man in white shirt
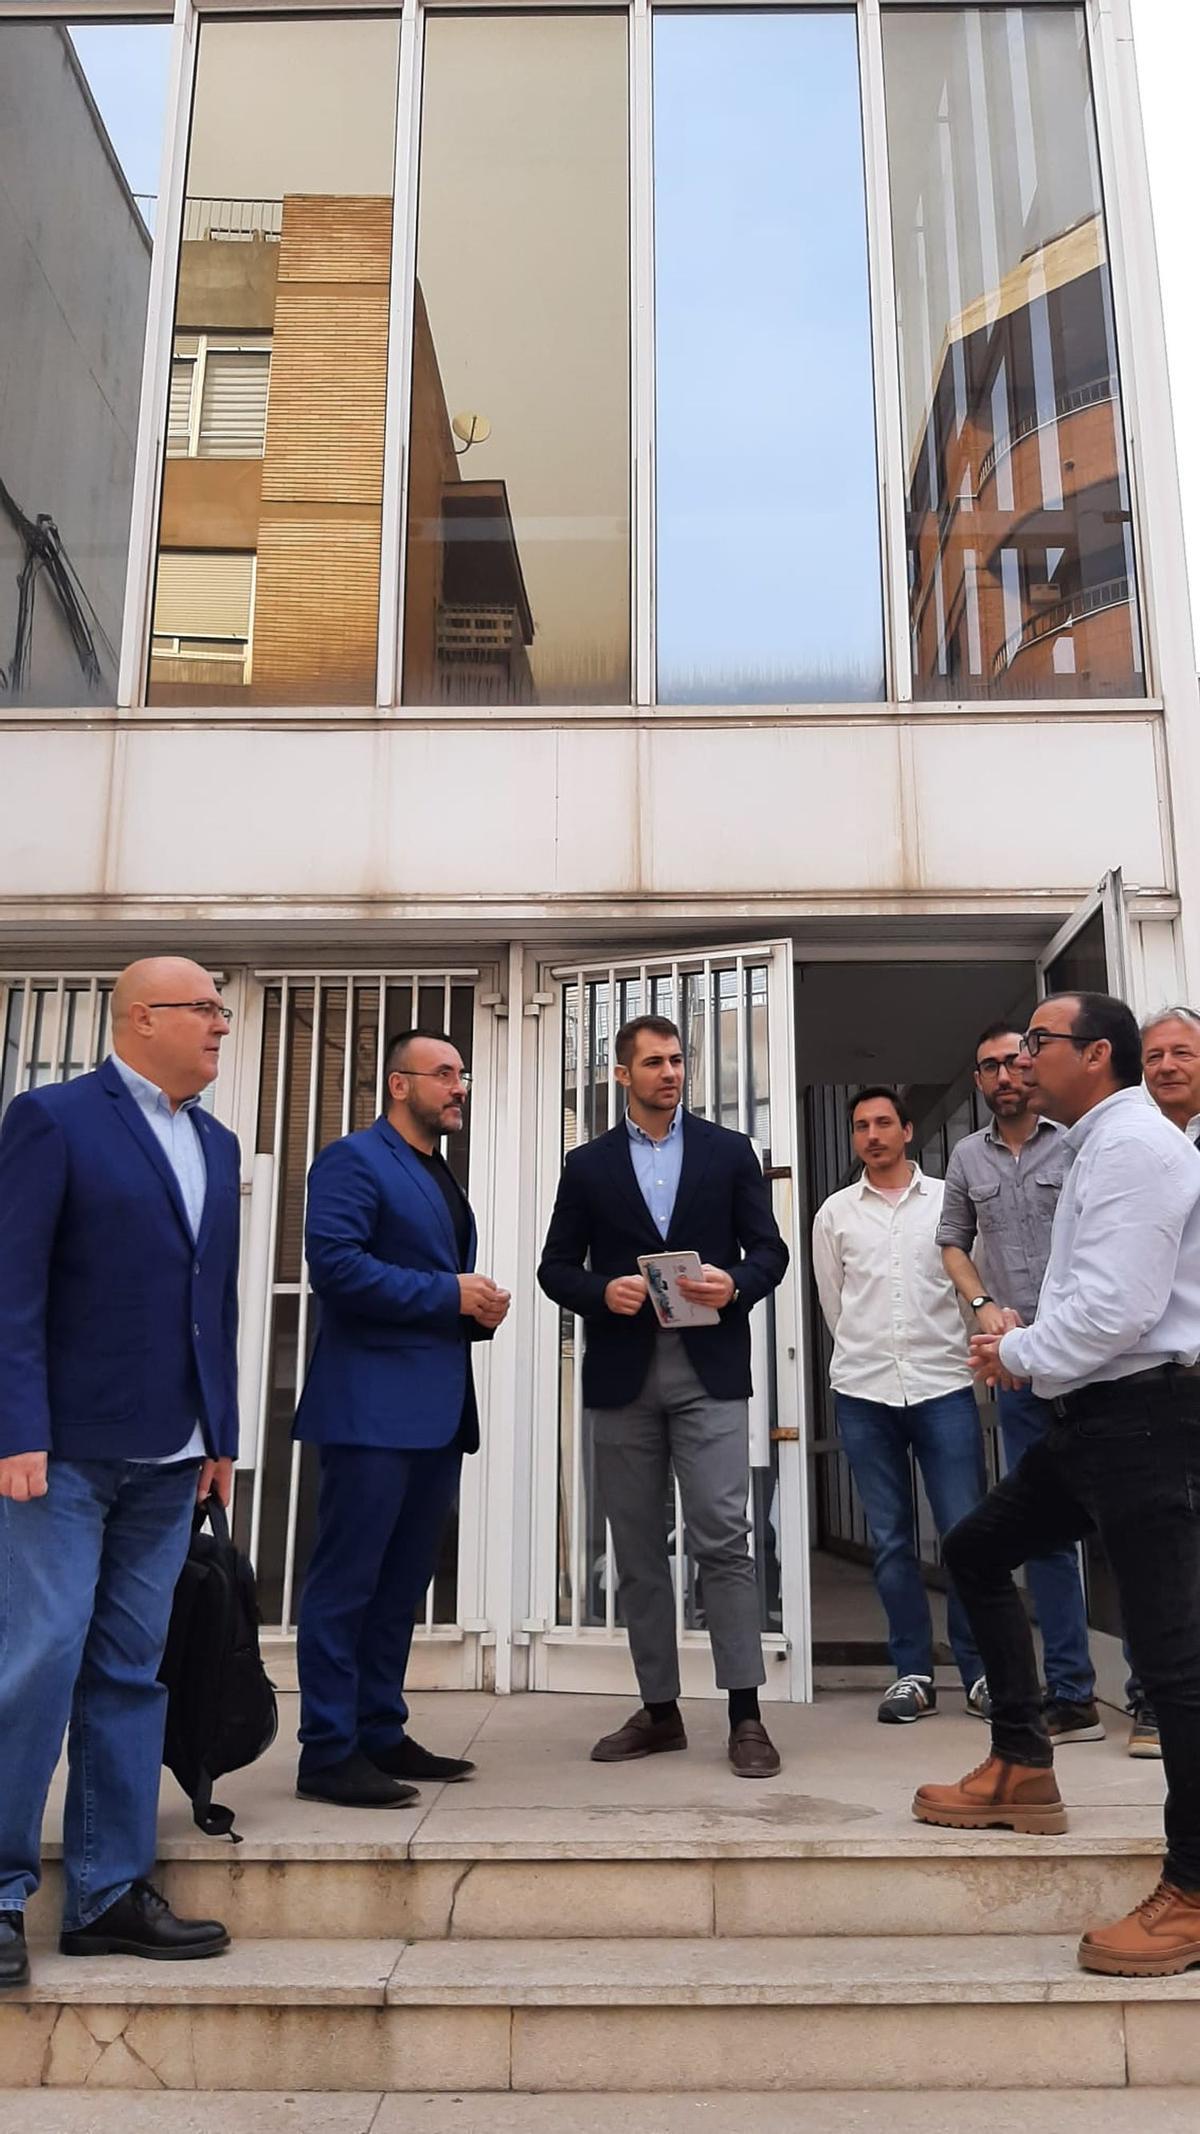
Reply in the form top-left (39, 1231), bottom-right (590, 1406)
top-left (812, 1087), bottom-right (988, 1726)
top-left (1142, 1007), bottom-right (1200, 1143)
top-left (913, 993), bottom-right (1200, 1979)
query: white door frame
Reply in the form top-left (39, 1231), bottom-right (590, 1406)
top-left (526, 939), bottom-right (811, 1701)
top-left (1036, 868), bottom-right (1132, 1002)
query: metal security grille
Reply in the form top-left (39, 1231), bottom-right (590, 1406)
top-left (1, 976), bottom-right (112, 1114)
top-left (551, 950), bottom-right (785, 1649)
top-left (238, 971), bottom-right (480, 1635)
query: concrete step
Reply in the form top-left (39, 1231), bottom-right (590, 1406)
top-left (5, 1934), bottom-right (1200, 2092)
top-left (3, 2096), bottom-right (1200, 2133)
top-left (28, 1829), bottom-right (1167, 1944)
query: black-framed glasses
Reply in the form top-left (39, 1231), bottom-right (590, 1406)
top-left (397, 1066), bottom-right (472, 1091)
top-left (145, 1000), bottom-right (233, 1026)
top-left (976, 1052), bottom-right (1023, 1079)
top-left (1019, 1029), bottom-right (1083, 1059)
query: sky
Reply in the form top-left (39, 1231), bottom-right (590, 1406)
top-left (63, 8), bottom-right (1200, 676)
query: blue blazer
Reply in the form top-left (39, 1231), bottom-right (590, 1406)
top-left (294, 1117), bottom-right (487, 1454)
top-left (538, 1111), bottom-right (789, 1408)
top-left (0, 1058), bottom-right (241, 1461)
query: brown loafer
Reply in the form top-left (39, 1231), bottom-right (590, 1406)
top-left (728, 1719), bottom-right (781, 1778)
top-left (590, 1708), bottom-right (688, 1762)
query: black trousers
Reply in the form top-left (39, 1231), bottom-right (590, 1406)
top-left (943, 1374), bottom-right (1200, 1891)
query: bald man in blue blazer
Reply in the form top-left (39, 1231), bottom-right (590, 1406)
top-left (294, 1027), bottom-right (509, 1809)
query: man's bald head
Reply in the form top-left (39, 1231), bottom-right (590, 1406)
top-left (110, 957), bottom-right (229, 1106)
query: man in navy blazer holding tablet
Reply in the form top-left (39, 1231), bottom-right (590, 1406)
top-left (538, 1015), bottom-right (789, 1777)
top-left (294, 1028), bottom-right (508, 1808)
top-left (0, 958), bottom-right (240, 1989)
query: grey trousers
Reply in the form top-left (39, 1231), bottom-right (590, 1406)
top-left (590, 1331), bottom-right (765, 1703)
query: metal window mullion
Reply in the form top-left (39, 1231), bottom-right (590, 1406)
top-left (280, 979), bottom-right (324, 1633)
top-left (117, 0), bottom-right (196, 709)
top-left (380, 0), bottom-right (424, 707)
top-left (249, 976), bottom-right (288, 1573)
top-left (570, 969), bottom-right (586, 1631)
top-left (859, 0), bottom-right (913, 703)
top-left (631, 0), bottom-right (655, 706)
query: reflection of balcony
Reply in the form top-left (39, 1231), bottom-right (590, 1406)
top-left (976, 374), bottom-right (1117, 493)
top-left (990, 575), bottom-right (1131, 677)
top-left (182, 197), bottom-right (283, 243)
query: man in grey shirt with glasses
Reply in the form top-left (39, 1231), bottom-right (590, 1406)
top-left (936, 1018), bottom-right (1101, 1747)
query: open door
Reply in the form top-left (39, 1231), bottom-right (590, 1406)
top-left (1037, 870), bottom-right (1133, 1707)
top-left (529, 941), bottom-right (811, 1700)
top-left (1036, 868), bottom-right (1131, 1002)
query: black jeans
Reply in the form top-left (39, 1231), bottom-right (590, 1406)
top-left (943, 1375), bottom-right (1200, 1891)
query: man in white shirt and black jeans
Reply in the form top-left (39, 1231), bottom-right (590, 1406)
top-left (812, 1086), bottom-right (988, 1726)
top-left (914, 992), bottom-right (1200, 1978)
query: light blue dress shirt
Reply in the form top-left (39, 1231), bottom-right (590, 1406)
top-left (625, 1105), bottom-right (684, 1240)
top-left (110, 1053), bottom-right (208, 1461)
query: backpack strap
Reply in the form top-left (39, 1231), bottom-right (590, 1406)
top-left (192, 1765), bottom-right (242, 1844)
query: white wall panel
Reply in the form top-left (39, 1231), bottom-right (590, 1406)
top-left (0, 714), bottom-right (1169, 910)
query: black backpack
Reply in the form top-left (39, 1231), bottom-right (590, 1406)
top-left (159, 1495), bottom-right (278, 1842)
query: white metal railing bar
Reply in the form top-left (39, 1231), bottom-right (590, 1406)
top-left (279, 982), bottom-right (325, 1632)
top-left (249, 974), bottom-right (288, 1568)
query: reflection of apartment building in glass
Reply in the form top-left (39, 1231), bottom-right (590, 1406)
top-left (151, 193), bottom-right (393, 704)
top-left (907, 215), bottom-right (1140, 699)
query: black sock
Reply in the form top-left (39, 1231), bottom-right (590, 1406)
top-left (645, 1699), bottom-right (680, 1725)
top-left (728, 1688), bottom-right (761, 1728)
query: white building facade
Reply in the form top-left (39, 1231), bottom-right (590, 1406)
top-left (2, 0), bottom-right (1196, 1703)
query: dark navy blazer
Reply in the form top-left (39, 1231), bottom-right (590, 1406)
top-left (0, 1057), bottom-right (241, 1461)
top-left (538, 1110), bottom-right (789, 1407)
top-left (294, 1117), bottom-right (487, 1454)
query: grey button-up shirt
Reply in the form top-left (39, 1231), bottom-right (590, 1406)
top-left (936, 1117), bottom-right (1067, 1325)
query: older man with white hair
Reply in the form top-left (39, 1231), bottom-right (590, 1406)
top-left (0, 958), bottom-right (241, 1989)
top-left (1142, 1006), bottom-right (1200, 1144)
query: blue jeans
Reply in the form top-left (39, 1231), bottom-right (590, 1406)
top-left (296, 1443), bottom-right (462, 1774)
top-left (0, 1457), bottom-right (199, 1929)
top-left (997, 1386), bottom-right (1095, 1705)
top-left (835, 1388), bottom-right (987, 1692)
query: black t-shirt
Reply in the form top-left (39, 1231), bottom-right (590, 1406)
top-left (413, 1144), bottom-right (471, 1269)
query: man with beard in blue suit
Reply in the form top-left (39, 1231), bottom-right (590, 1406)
top-left (294, 1029), bottom-right (509, 1808)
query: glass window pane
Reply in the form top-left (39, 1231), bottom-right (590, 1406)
top-left (148, 15), bottom-right (401, 707)
top-left (653, 11), bottom-right (884, 704)
top-left (884, 5), bottom-right (1144, 700)
top-left (0, 22), bottom-right (170, 707)
top-left (403, 15), bottom-right (630, 707)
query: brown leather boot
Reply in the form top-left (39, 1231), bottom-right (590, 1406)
top-left (1078, 1879), bottom-right (1200, 1977)
top-left (912, 1754), bottom-right (1067, 1835)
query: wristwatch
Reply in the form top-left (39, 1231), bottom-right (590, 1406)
top-left (969, 1294), bottom-right (993, 1312)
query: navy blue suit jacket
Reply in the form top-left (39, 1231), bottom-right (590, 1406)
top-left (537, 1111), bottom-right (789, 1407)
top-left (0, 1058), bottom-right (241, 1461)
top-left (294, 1117), bottom-right (487, 1454)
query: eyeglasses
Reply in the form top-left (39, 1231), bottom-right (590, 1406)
top-left (397, 1066), bottom-right (472, 1091)
top-left (144, 1001), bottom-right (233, 1026)
top-left (1019, 1029), bottom-right (1084, 1059)
top-left (976, 1053), bottom-right (1023, 1079)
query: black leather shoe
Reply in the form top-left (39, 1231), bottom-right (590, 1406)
top-left (60, 1881), bottom-right (229, 1960)
top-left (296, 1750), bottom-right (420, 1809)
top-left (0, 1913), bottom-right (29, 1988)
top-left (367, 1736), bottom-right (476, 1783)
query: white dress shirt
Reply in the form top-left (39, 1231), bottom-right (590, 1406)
top-left (110, 1053), bottom-right (208, 1462)
top-left (812, 1165), bottom-right (973, 1404)
top-left (1000, 1086), bottom-right (1200, 1399)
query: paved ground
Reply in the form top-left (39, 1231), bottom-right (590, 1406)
top-left (42, 1686), bottom-right (1167, 1861)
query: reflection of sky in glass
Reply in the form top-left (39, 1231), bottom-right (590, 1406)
top-left (654, 13), bottom-right (883, 703)
top-left (68, 24), bottom-right (172, 200)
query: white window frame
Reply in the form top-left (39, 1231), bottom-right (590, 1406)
top-left (4, 0), bottom-right (1170, 723)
